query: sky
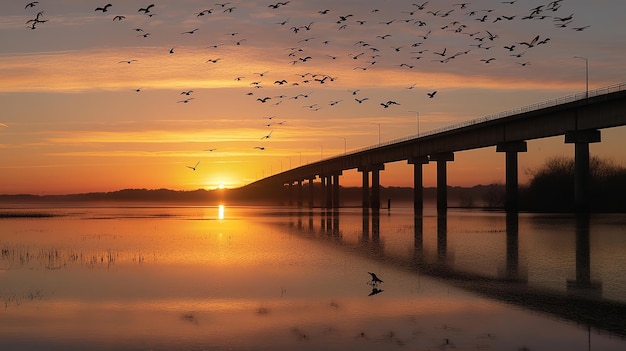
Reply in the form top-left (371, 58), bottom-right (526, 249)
top-left (1, 0), bottom-right (626, 195)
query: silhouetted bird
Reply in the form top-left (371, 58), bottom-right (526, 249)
top-left (186, 161), bottom-right (200, 171)
top-left (368, 287), bottom-right (384, 296)
top-left (138, 4), bottom-right (155, 14)
top-left (95, 4), bottom-right (112, 12)
top-left (368, 272), bottom-right (383, 285)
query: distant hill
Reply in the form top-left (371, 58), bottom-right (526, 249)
top-left (0, 184), bottom-right (506, 208)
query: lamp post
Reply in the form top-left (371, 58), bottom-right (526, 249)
top-left (573, 56), bottom-right (589, 98)
top-left (371, 123), bottom-right (381, 145)
top-left (337, 136), bottom-right (347, 154)
top-left (408, 110), bottom-right (420, 135)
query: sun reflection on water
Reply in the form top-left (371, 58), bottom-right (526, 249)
top-left (218, 204), bottom-right (225, 220)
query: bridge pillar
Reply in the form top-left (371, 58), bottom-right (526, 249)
top-left (319, 176), bottom-right (326, 208)
top-left (287, 182), bottom-right (294, 206)
top-left (408, 156), bottom-right (429, 211)
top-left (370, 164), bottom-right (385, 211)
top-left (324, 175), bottom-right (333, 209)
top-left (358, 166), bottom-right (370, 209)
top-left (308, 177), bottom-right (315, 208)
top-left (430, 152), bottom-right (454, 213)
top-left (565, 129), bottom-right (601, 212)
top-left (296, 180), bottom-right (303, 208)
top-left (332, 172), bottom-right (342, 208)
top-left (496, 141), bottom-right (527, 212)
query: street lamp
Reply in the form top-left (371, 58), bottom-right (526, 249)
top-left (337, 136), bottom-right (347, 154)
top-left (573, 56), bottom-right (589, 98)
top-left (371, 123), bottom-right (381, 145)
top-left (408, 110), bottom-right (420, 135)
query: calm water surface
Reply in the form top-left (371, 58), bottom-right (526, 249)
top-left (1, 205), bottom-right (625, 350)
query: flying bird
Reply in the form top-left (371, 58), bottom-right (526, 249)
top-left (25, 11), bottom-right (47, 26)
top-left (138, 4), bottom-right (155, 14)
top-left (25, 2), bottom-right (39, 9)
top-left (268, 1), bottom-right (290, 9)
top-left (380, 100), bottom-right (400, 108)
top-left (113, 15), bottom-right (125, 21)
top-left (434, 47), bottom-right (447, 56)
top-left (186, 161), bottom-right (200, 171)
top-left (261, 130), bottom-right (273, 139)
top-left (519, 35), bottom-right (541, 48)
top-left (95, 4), bottom-right (112, 12)
top-left (196, 9), bottom-right (213, 16)
top-left (118, 59), bottom-right (138, 64)
top-left (254, 146), bottom-right (266, 150)
top-left (427, 91), bottom-right (437, 98)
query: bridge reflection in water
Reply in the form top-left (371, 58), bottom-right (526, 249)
top-left (283, 208), bottom-right (626, 339)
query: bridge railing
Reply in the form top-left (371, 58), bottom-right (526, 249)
top-left (335, 82), bottom-right (626, 159)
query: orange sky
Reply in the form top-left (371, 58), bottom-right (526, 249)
top-left (1, 0), bottom-right (625, 194)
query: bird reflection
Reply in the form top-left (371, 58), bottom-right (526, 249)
top-left (368, 287), bottom-right (384, 296)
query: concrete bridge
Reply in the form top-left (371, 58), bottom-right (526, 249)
top-left (245, 83), bottom-right (626, 212)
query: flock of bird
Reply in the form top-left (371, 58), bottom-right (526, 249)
top-left (18, 1), bottom-right (592, 173)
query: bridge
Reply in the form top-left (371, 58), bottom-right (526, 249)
top-left (245, 83), bottom-right (626, 212)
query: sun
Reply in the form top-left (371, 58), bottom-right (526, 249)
top-left (218, 183), bottom-right (225, 189)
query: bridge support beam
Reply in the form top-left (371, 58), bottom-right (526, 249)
top-left (323, 175), bottom-right (333, 209)
top-left (308, 177), bottom-right (315, 208)
top-left (565, 129), bottom-right (601, 212)
top-left (296, 180), bottom-right (303, 208)
top-left (358, 166), bottom-right (369, 209)
top-left (358, 164), bottom-right (384, 211)
top-left (497, 141), bottom-right (527, 212)
top-left (370, 164), bottom-right (385, 211)
top-left (287, 182), bottom-right (294, 206)
top-left (408, 156), bottom-right (429, 211)
top-left (430, 152), bottom-right (454, 213)
top-left (332, 172), bottom-right (342, 208)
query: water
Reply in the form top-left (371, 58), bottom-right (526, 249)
top-left (1, 205), bottom-right (625, 350)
